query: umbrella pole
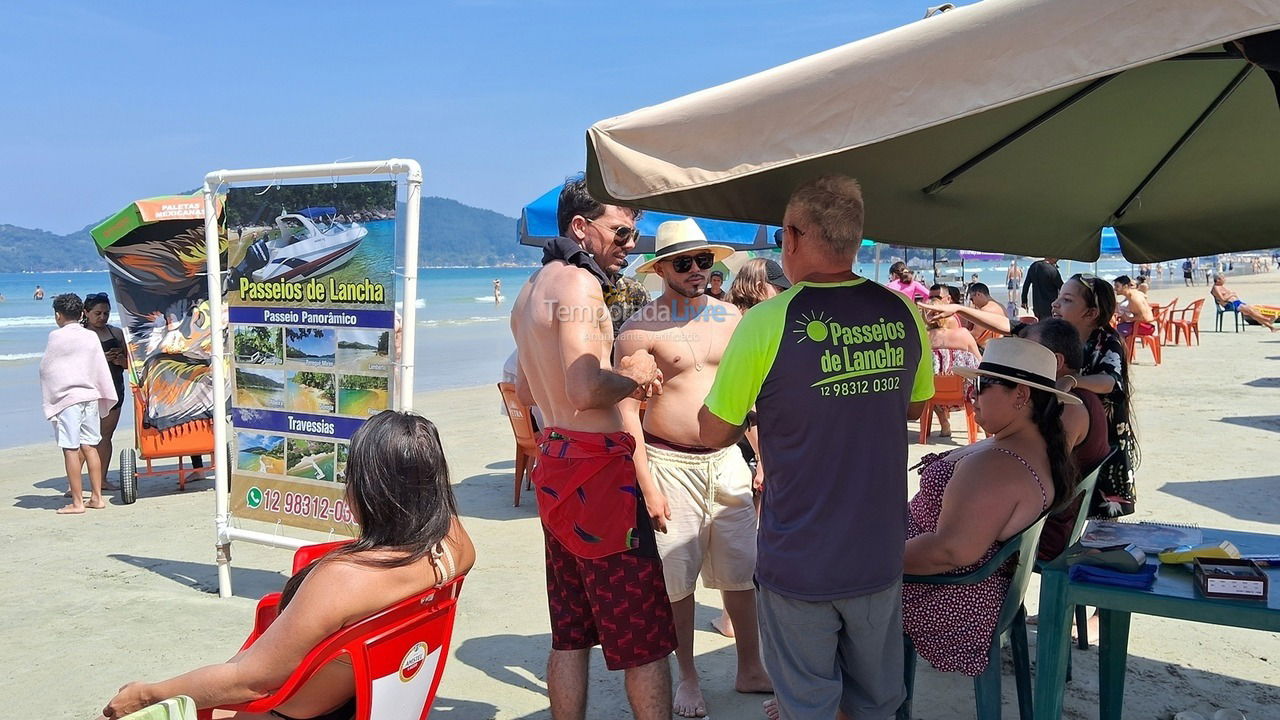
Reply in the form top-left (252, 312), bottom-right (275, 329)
top-left (874, 243), bottom-right (882, 281)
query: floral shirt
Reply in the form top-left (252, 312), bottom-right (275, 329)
top-left (1083, 325), bottom-right (1138, 516)
top-left (605, 274), bottom-right (651, 333)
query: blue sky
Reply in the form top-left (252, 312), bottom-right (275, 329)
top-left (0, 1), bottom-right (965, 234)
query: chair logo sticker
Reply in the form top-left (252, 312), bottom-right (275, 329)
top-left (399, 642), bottom-right (429, 682)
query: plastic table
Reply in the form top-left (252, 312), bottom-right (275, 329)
top-left (1033, 527), bottom-right (1280, 719)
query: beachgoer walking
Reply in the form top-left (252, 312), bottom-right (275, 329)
top-left (39, 294), bottom-right (117, 514)
top-left (1006, 259), bottom-right (1022, 302)
top-left (510, 176), bottom-right (675, 719)
top-left (1051, 274), bottom-right (1138, 517)
top-left (698, 175), bottom-right (933, 719)
top-left (82, 293), bottom-right (127, 485)
top-left (617, 220), bottom-right (770, 718)
top-left (1183, 259), bottom-right (1195, 286)
top-left (493, 278), bottom-right (503, 304)
top-left (1021, 256), bottom-right (1063, 319)
top-left (705, 269), bottom-right (727, 300)
top-left (1211, 275), bottom-right (1277, 331)
top-left (34, 284), bottom-right (44, 300)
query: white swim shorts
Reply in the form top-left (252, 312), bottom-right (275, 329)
top-left (646, 443), bottom-right (757, 601)
top-left (52, 400), bottom-right (101, 449)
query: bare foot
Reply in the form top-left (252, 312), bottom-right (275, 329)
top-left (674, 678), bottom-right (707, 718)
top-left (57, 505), bottom-right (86, 515)
top-left (763, 698), bottom-right (780, 720)
top-left (87, 498), bottom-right (107, 509)
top-left (736, 666), bottom-right (774, 694)
top-left (711, 611), bottom-right (735, 638)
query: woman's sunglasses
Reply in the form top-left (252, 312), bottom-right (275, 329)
top-left (85, 292), bottom-right (109, 302)
top-left (585, 217), bottom-right (640, 246)
top-left (965, 375), bottom-right (1018, 402)
top-left (668, 253), bottom-right (716, 274)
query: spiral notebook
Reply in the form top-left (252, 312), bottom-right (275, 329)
top-left (1080, 520), bottom-right (1203, 553)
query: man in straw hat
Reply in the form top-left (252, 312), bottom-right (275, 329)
top-left (617, 218), bottom-right (770, 718)
top-left (696, 175), bottom-right (934, 720)
top-left (510, 176), bottom-right (675, 719)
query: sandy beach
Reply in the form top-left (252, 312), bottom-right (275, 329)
top-left (3, 271), bottom-right (1278, 719)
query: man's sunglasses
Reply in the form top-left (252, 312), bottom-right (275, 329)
top-left (585, 217), bottom-right (640, 246)
top-left (668, 253), bottom-right (716, 273)
top-left (772, 224), bottom-right (805, 249)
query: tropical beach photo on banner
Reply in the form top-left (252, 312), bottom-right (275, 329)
top-left (223, 180), bottom-right (398, 534)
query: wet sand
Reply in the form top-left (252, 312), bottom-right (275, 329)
top-left (2, 272), bottom-right (1278, 718)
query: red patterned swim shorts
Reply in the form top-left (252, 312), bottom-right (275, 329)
top-left (543, 527), bottom-right (677, 670)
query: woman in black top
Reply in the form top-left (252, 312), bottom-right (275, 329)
top-left (1049, 275), bottom-right (1138, 516)
top-left (83, 293), bottom-right (128, 482)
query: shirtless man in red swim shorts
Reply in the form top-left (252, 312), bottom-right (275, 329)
top-left (511, 176), bottom-right (675, 720)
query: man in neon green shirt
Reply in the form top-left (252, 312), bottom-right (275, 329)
top-left (698, 175), bottom-right (933, 719)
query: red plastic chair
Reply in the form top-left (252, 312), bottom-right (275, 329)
top-left (497, 382), bottom-right (538, 506)
top-left (1168, 298), bottom-right (1205, 346)
top-left (197, 542), bottom-right (464, 720)
top-left (917, 374), bottom-right (980, 445)
top-left (1124, 304), bottom-right (1168, 366)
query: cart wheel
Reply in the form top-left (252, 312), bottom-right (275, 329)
top-left (119, 449), bottom-right (138, 505)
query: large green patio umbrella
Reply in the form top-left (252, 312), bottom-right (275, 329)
top-left (584, 0), bottom-right (1280, 263)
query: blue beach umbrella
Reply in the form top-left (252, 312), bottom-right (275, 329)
top-left (517, 185), bottom-right (781, 254)
top-left (1100, 227), bottom-right (1122, 255)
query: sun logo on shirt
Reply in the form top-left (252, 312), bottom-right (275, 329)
top-left (792, 310), bottom-right (830, 343)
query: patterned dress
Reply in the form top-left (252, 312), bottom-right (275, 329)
top-left (902, 449), bottom-right (1047, 677)
top-left (1083, 326), bottom-right (1138, 517)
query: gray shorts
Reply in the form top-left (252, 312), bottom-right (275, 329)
top-left (757, 581), bottom-right (905, 719)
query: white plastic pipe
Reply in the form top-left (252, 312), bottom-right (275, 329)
top-left (399, 160), bottom-right (423, 408)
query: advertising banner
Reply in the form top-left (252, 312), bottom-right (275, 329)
top-left (224, 180), bottom-right (398, 534)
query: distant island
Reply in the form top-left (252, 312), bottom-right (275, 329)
top-left (0, 195), bottom-right (540, 272)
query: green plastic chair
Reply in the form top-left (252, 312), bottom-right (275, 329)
top-left (1034, 448), bottom-right (1117, 652)
top-left (120, 696), bottom-right (197, 720)
top-left (898, 514), bottom-right (1048, 720)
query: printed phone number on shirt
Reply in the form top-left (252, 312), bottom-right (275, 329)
top-left (819, 376), bottom-right (901, 397)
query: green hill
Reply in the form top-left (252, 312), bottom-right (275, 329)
top-left (0, 196), bottom-right (536, 271)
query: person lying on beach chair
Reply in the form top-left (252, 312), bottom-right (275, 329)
top-left (1211, 275), bottom-right (1277, 331)
top-left (100, 411), bottom-right (475, 720)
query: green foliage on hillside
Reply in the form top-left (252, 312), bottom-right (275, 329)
top-left (0, 224), bottom-right (101, 271)
top-left (419, 196), bottom-right (538, 267)
top-left (2, 195), bottom-right (538, 270)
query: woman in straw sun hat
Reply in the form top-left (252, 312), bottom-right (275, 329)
top-left (900, 337), bottom-right (1079, 677)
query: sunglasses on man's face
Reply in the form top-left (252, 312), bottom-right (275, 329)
top-left (584, 217), bottom-right (640, 246)
top-left (669, 253), bottom-right (716, 274)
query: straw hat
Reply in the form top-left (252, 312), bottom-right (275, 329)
top-left (953, 337), bottom-right (1082, 405)
top-left (634, 218), bottom-right (735, 274)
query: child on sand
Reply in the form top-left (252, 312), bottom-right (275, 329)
top-left (39, 294), bottom-right (117, 514)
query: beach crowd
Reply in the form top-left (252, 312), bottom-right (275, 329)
top-left (503, 175), bottom-right (1273, 720)
top-left (65, 171), bottom-right (1274, 719)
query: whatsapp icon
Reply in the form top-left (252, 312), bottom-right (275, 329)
top-left (246, 486), bottom-right (264, 509)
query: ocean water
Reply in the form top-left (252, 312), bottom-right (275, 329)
top-left (0, 257), bottom-right (1160, 450)
top-left (0, 266), bottom-right (534, 449)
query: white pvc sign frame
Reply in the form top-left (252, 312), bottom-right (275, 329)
top-left (202, 159), bottom-right (422, 598)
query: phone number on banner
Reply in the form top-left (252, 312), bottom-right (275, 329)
top-left (259, 488), bottom-right (357, 525)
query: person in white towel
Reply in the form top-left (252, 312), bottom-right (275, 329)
top-left (40, 293), bottom-right (117, 514)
